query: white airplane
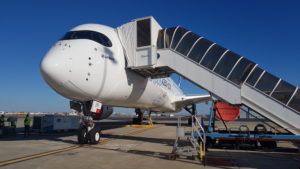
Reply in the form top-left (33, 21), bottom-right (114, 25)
top-left (40, 23), bottom-right (211, 144)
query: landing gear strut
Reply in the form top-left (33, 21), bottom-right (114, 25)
top-left (71, 101), bottom-right (101, 144)
top-left (133, 108), bottom-right (144, 124)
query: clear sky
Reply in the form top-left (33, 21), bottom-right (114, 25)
top-left (0, 0), bottom-right (299, 113)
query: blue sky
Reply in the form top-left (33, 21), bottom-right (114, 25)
top-left (0, 0), bottom-right (299, 113)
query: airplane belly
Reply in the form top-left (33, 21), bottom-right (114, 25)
top-left (96, 69), bottom-right (177, 112)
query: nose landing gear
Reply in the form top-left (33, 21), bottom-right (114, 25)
top-left (71, 100), bottom-right (102, 145)
top-left (78, 116), bottom-right (101, 145)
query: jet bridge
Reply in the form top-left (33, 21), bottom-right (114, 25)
top-left (117, 17), bottom-right (300, 135)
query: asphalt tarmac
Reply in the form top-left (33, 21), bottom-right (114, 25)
top-left (0, 116), bottom-right (299, 169)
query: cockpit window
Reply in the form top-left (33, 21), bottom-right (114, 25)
top-left (61, 30), bottom-right (112, 47)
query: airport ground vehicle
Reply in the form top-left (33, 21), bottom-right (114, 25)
top-left (201, 102), bottom-right (300, 149)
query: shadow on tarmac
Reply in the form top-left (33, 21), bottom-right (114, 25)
top-left (101, 134), bottom-right (175, 146)
top-left (87, 144), bottom-right (300, 169)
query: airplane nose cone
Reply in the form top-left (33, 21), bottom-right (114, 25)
top-left (40, 52), bottom-right (68, 89)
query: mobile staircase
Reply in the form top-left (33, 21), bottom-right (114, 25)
top-left (117, 16), bottom-right (300, 136)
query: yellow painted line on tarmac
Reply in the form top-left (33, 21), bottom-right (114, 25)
top-left (125, 124), bottom-right (154, 128)
top-left (0, 125), bottom-right (158, 167)
top-left (96, 124), bottom-right (154, 128)
top-left (0, 145), bottom-right (80, 167)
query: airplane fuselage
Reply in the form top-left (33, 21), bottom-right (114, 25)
top-left (41, 24), bottom-right (183, 112)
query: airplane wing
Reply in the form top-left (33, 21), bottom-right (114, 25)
top-left (173, 94), bottom-right (212, 108)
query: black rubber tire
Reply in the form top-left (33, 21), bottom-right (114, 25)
top-left (168, 153), bottom-right (177, 160)
top-left (132, 118), bottom-right (140, 124)
top-left (78, 127), bottom-right (88, 144)
top-left (254, 124), bottom-right (267, 134)
top-left (206, 136), bottom-right (216, 148)
top-left (90, 128), bottom-right (101, 144)
top-left (260, 140), bottom-right (277, 149)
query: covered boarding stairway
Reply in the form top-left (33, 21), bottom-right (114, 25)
top-left (117, 17), bottom-right (300, 135)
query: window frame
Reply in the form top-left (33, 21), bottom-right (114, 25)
top-left (61, 30), bottom-right (112, 47)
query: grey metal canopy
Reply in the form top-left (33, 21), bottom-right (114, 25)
top-left (157, 26), bottom-right (299, 113)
